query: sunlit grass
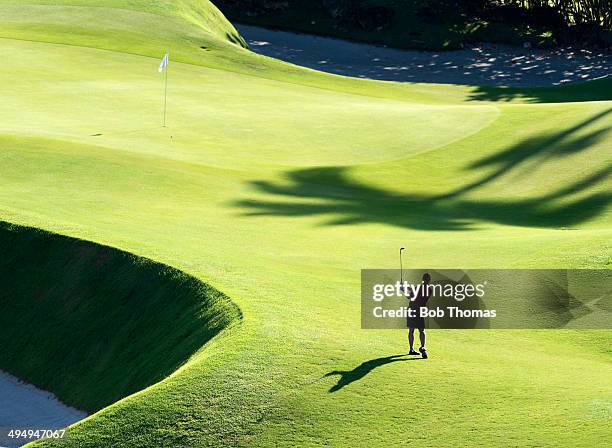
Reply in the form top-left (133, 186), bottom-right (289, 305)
top-left (0, 1), bottom-right (609, 447)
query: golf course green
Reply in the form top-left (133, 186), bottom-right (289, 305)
top-left (0, 1), bottom-right (610, 446)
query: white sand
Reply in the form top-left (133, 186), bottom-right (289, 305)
top-left (0, 371), bottom-right (86, 448)
top-left (238, 24), bottom-right (611, 86)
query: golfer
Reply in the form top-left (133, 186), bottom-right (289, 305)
top-left (404, 273), bottom-right (431, 359)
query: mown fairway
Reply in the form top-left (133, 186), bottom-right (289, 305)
top-left (0, 1), bottom-right (610, 447)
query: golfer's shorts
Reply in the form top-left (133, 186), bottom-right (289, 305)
top-left (407, 316), bottom-right (425, 329)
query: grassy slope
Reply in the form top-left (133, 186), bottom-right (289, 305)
top-left (0, 1), bottom-right (609, 447)
top-left (0, 222), bottom-right (239, 413)
top-left (4, 1), bottom-right (609, 105)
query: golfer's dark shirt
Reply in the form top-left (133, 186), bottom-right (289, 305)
top-left (407, 287), bottom-right (430, 311)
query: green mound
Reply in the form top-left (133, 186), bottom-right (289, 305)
top-left (0, 221), bottom-right (239, 412)
top-left (0, 0), bottom-right (246, 47)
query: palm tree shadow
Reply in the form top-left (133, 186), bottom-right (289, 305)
top-left (468, 79), bottom-right (612, 103)
top-left (439, 108), bottom-right (611, 200)
top-left (235, 108), bottom-right (611, 231)
top-left (324, 354), bottom-right (421, 392)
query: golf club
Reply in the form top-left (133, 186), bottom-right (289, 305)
top-left (400, 247), bottom-right (405, 285)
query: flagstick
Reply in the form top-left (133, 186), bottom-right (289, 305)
top-left (163, 50), bottom-right (169, 127)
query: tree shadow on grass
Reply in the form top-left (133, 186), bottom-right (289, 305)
top-left (439, 108), bottom-right (611, 200)
top-left (468, 78), bottom-right (612, 103)
top-left (324, 354), bottom-right (421, 392)
top-left (236, 109), bottom-right (611, 231)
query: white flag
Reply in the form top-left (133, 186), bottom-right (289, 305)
top-left (158, 52), bottom-right (169, 72)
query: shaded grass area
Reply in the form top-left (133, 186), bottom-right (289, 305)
top-left (0, 221), bottom-right (240, 413)
top-left (238, 164), bottom-right (611, 230)
top-left (469, 78), bottom-right (612, 102)
top-left (324, 354), bottom-right (423, 392)
top-left (238, 107), bottom-right (611, 230)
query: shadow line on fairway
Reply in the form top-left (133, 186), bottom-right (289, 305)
top-left (468, 78), bottom-right (612, 103)
top-left (324, 354), bottom-right (422, 392)
top-left (88, 125), bottom-right (169, 138)
top-left (235, 108), bottom-right (611, 230)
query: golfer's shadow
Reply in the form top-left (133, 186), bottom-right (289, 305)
top-left (324, 354), bottom-right (421, 392)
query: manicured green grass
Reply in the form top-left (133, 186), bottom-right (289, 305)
top-left (0, 221), bottom-right (238, 412)
top-left (0, 1), bottom-right (609, 447)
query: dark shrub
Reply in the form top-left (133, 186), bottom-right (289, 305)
top-left (355, 6), bottom-right (394, 30)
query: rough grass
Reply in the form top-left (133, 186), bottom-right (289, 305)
top-left (0, 1), bottom-right (609, 447)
